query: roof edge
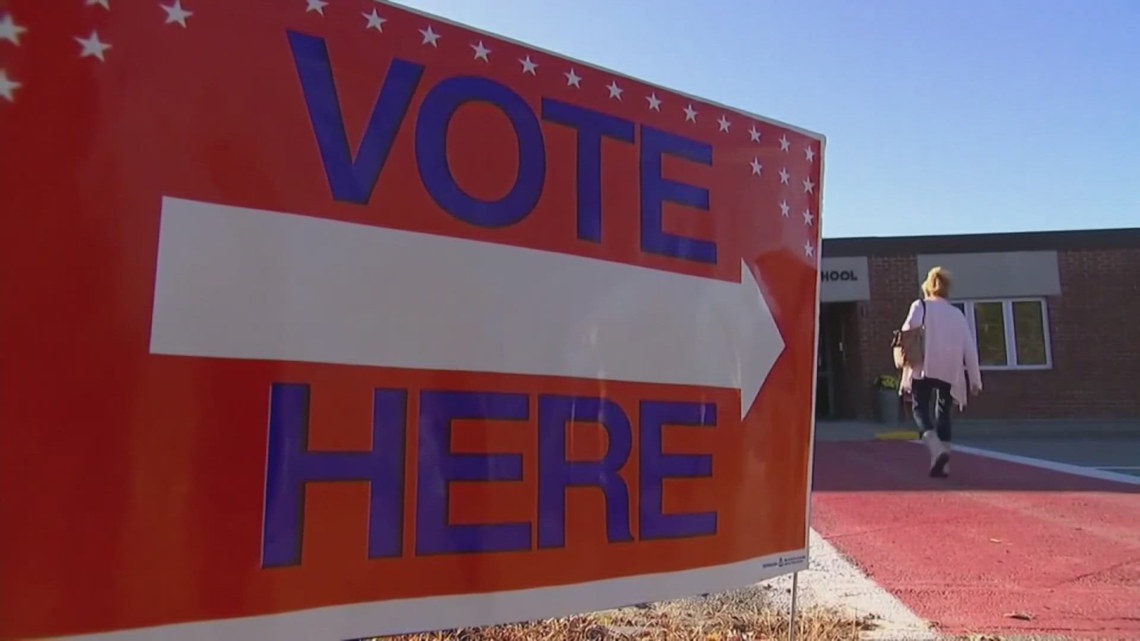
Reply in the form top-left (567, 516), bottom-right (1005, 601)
top-left (822, 227), bottom-right (1140, 257)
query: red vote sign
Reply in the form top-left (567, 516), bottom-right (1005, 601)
top-left (0, 1), bottom-right (824, 639)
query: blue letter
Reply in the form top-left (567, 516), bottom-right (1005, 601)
top-left (416, 391), bottom-right (531, 555)
top-left (287, 31), bottom-right (423, 204)
top-left (639, 400), bottom-right (717, 540)
top-left (416, 77), bottom-right (545, 228)
top-left (639, 126), bottom-right (716, 264)
top-left (537, 395), bottom-right (633, 548)
top-left (262, 384), bottom-right (407, 568)
top-left (541, 99), bottom-right (635, 243)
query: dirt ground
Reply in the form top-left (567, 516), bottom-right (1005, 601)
top-left (366, 587), bottom-right (873, 641)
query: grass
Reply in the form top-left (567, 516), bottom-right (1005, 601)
top-left (873, 430), bottom-right (920, 441)
top-left (361, 587), bottom-right (875, 641)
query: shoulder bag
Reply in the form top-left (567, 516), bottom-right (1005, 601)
top-left (891, 299), bottom-right (926, 369)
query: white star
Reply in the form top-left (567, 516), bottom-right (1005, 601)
top-left (75, 31), bottom-right (111, 62)
top-left (86, 0), bottom-right (110, 9)
top-left (564, 68), bottom-right (581, 88)
top-left (0, 69), bottom-right (20, 103)
top-left (804, 241), bottom-right (814, 258)
top-left (519, 55), bottom-right (537, 75)
top-left (716, 114), bottom-right (731, 132)
top-left (779, 200), bottom-right (790, 217)
top-left (803, 177), bottom-right (815, 194)
top-left (805, 146), bottom-right (816, 162)
top-left (606, 80), bottom-right (623, 100)
top-left (683, 104), bottom-right (698, 122)
top-left (778, 167), bottom-right (790, 184)
top-left (419, 26), bottom-right (440, 47)
top-left (749, 158), bottom-right (762, 176)
top-left (305, 0), bottom-right (327, 15)
top-left (779, 135), bottom-right (790, 152)
top-left (802, 209), bottom-right (814, 225)
top-left (161, 1), bottom-right (193, 28)
top-left (471, 41), bottom-right (491, 62)
top-left (363, 9), bottom-right (386, 32)
top-left (748, 125), bottom-right (761, 143)
top-left (0, 13), bottom-right (28, 46)
top-left (646, 92), bottom-right (661, 111)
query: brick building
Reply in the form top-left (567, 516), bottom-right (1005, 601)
top-left (816, 228), bottom-right (1140, 421)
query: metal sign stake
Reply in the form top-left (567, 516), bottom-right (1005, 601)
top-left (787, 571), bottom-right (800, 641)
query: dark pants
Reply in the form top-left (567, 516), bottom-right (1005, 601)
top-left (911, 377), bottom-right (952, 443)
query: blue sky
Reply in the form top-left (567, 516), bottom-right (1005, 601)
top-left (396, 0), bottom-right (1139, 239)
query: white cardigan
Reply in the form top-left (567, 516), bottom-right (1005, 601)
top-left (899, 297), bottom-right (983, 409)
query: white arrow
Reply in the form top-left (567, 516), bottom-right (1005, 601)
top-left (149, 197), bottom-right (785, 418)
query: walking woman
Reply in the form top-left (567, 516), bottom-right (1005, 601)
top-left (899, 267), bottom-right (982, 477)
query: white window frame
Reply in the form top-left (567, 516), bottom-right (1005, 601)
top-left (950, 298), bottom-right (1053, 371)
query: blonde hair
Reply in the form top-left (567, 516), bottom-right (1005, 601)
top-left (921, 266), bottom-right (952, 298)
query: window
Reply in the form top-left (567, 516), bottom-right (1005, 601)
top-left (1011, 301), bottom-right (1050, 366)
top-left (973, 302), bottom-right (1008, 366)
top-left (950, 299), bottom-right (1052, 370)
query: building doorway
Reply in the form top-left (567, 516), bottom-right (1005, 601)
top-left (816, 302), bottom-right (857, 420)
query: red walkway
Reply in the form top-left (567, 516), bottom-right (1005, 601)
top-left (811, 441), bottom-right (1140, 640)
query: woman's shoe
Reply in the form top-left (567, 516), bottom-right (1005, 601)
top-left (922, 431), bottom-right (950, 478)
top-left (930, 454), bottom-right (949, 478)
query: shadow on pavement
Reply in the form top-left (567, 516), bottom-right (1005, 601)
top-left (811, 441), bottom-right (1140, 493)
